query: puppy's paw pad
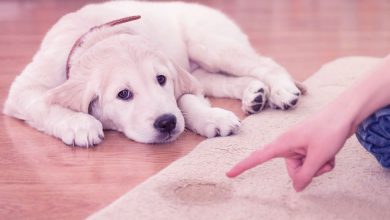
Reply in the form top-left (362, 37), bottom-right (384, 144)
top-left (242, 81), bottom-right (269, 114)
top-left (56, 113), bottom-right (104, 147)
top-left (202, 108), bottom-right (240, 138)
top-left (269, 82), bottom-right (301, 110)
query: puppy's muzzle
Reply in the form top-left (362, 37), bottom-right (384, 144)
top-left (154, 114), bottom-right (177, 133)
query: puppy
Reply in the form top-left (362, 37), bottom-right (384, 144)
top-left (3, 1), bottom-right (304, 147)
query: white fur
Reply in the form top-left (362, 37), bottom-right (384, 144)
top-left (3, 1), bottom-right (302, 147)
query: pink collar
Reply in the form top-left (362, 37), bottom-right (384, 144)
top-left (65, 15), bottom-right (141, 79)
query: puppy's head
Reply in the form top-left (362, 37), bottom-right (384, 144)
top-left (47, 34), bottom-right (200, 143)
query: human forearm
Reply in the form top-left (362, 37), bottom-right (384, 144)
top-left (324, 54), bottom-right (390, 135)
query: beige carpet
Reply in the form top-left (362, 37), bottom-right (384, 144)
top-left (89, 57), bottom-right (390, 220)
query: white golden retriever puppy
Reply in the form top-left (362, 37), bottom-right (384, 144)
top-left (3, 1), bottom-right (304, 147)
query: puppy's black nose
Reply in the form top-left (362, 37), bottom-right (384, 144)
top-left (154, 114), bottom-right (177, 133)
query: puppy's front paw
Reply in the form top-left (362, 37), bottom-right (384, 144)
top-left (242, 81), bottom-right (269, 114)
top-left (200, 108), bottom-right (240, 138)
top-left (268, 80), bottom-right (301, 110)
top-left (55, 113), bottom-right (104, 147)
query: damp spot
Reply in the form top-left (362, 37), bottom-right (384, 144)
top-left (160, 179), bottom-right (233, 205)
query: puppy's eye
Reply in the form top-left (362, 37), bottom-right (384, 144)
top-left (117, 89), bottom-right (133, 100)
top-left (156, 75), bottom-right (166, 86)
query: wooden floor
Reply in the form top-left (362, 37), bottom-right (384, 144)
top-left (1, 0), bottom-right (389, 219)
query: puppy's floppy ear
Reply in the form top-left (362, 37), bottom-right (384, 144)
top-left (168, 61), bottom-right (203, 99)
top-left (46, 77), bottom-right (98, 114)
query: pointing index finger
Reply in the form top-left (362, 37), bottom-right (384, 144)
top-left (226, 143), bottom-right (282, 178)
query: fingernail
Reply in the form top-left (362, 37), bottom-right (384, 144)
top-left (226, 171), bottom-right (237, 178)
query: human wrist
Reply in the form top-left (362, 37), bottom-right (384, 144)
top-left (320, 95), bottom-right (360, 137)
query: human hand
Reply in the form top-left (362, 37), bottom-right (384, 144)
top-left (226, 110), bottom-right (353, 192)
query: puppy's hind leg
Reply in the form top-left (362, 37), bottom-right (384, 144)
top-left (185, 25), bottom-right (303, 110)
top-left (192, 68), bottom-right (269, 114)
top-left (177, 94), bottom-right (240, 138)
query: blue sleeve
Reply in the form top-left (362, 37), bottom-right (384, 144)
top-left (356, 105), bottom-right (390, 168)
